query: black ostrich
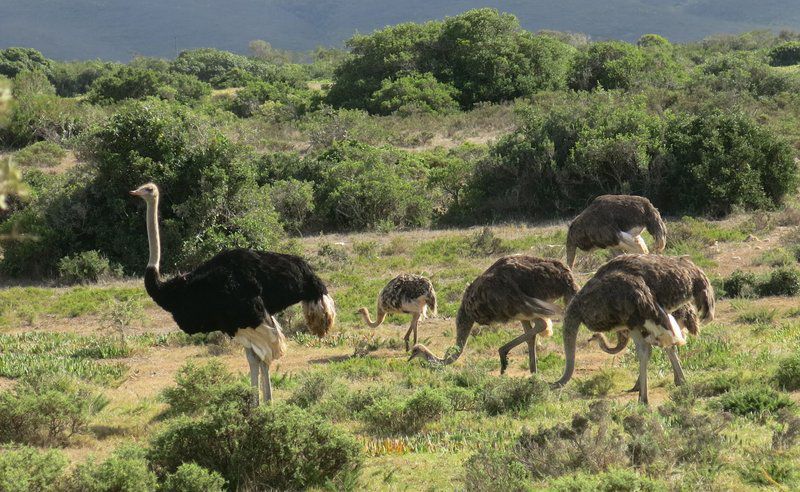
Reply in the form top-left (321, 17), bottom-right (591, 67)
top-left (130, 183), bottom-right (336, 405)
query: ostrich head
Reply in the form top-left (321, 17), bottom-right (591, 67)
top-left (129, 182), bottom-right (159, 203)
top-left (587, 333), bottom-right (602, 343)
top-left (357, 307), bottom-right (369, 316)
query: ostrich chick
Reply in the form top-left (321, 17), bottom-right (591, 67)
top-left (359, 274), bottom-right (437, 351)
top-left (130, 183), bottom-right (336, 405)
top-left (409, 256), bottom-right (578, 374)
top-left (566, 195), bottom-right (667, 269)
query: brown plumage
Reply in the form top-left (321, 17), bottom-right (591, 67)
top-left (553, 254), bottom-right (715, 405)
top-left (359, 274), bottom-right (437, 351)
top-left (566, 195), bottom-right (667, 269)
top-left (409, 255), bottom-right (579, 374)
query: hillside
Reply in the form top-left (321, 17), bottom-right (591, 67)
top-left (3, 0), bottom-right (800, 60)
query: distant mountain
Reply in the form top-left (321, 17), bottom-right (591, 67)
top-left (3, 0), bottom-right (800, 60)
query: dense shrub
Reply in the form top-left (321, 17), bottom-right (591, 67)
top-left (722, 270), bottom-right (759, 298)
top-left (49, 60), bottom-right (117, 97)
top-left (461, 448), bottom-right (531, 492)
top-left (57, 250), bottom-right (120, 284)
top-left (13, 140), bottom-right (66, 167)
top-left (161, 360), bottom-right (251, 416)
top-left (0, 48), bottom-right (51, 79)
top-left (88, 66), bottom-right (211, 104)
top-left (12, 70), bottom-right (55, 97)
top-left (268, 178), bottom-right (315, 232)
top-left (719, 386), bottom-right (794, 417)
top-left (63, 445), bottom-right (157, 492)
top-left (1, 91), bottom-right (102, 146)
top-left (757, 267), bottom-right (800, 296)
top-left (160, 463), bottom-right (226, 492)
top-left (149, 403), bottom-right (362, 490)
top-left (550, 468), bottom-right (666, 491)
top-left (368, 72), bottom-right (459, 115)
top-left (482, 375), bottom-right (549, 415)
top-left (769, 41), bottom-right (800, 66)
top-left (0, 445), bottom-right (67, 492)
top-left (774, 354), bottom-right (800, 391)
top-left (362, 387), bottom-right (451, 435)
top-left (0, 375), bottom-right (108, 446)
top-left (226, 80), bottom-right (312, 118)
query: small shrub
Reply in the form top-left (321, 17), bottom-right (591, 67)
top-left (13, 140), bottom-right (66, 168)
top-left (691, 371), bottom-right (747, 397)
top-left (362, 387), bottom-right (451, 435)
top-left (741, 453), bottom-right (800, 487)
top-left (57, 250), bottom-right (120, 285)
top-left (719, 386), bottom-right (795, 417)
top-left (468, 227), bottom-right (512, 257)
top-left (0, 445), bottom-right (68, 492)
top-left (757, 267), bottom-right (800, 297)
top-left (723, 270), bottom-right (759, 298)
top-left (160, 463), bottom-right (226, 492)
top-left (769, 41), bottom-right (800, 66)
top-left (161, 360), bottom-right (251, 416)
top-left (462, 448), bottom-right (531, 492)
top-left (550, 468), bottom-right (667, 491)
top-left (268, 178), bottom-right (315, 233)
top-left (774, 354), bottom-right (800, 391)
top-left (575, 370), bottom-right (616, 397)
top-left (753, 248), bottom-right (796, 267)
top-left (353, 240), bottom-right (379, 259)
top-left (287, 372), bottom-right (339, 409)
top-left (149, 403), bottom-right (362, 490)
top-left (0, 374), bottom-right (108, 446)
top-left (482, 376), bottom-right (549, 415)
top-left (772, 409), bottom-right (800, 451)
top-left (63, 445), bottom-right (157, 492)
top-left (368, 72), bottom-right (460, 115)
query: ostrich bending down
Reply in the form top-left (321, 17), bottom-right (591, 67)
top-left (587, 253), bottom-right (714, 391)
top-left (130, 183), bottom-right (336, 405)
top-left (409, 256), bottom-right (579, 374)
top-left (566, 195), bottom-right (667, 269)
top-left (553, 254), bottom-right (715, 404)
top-left (358, 274), bottom-right (437, 351)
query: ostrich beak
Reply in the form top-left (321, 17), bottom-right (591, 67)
top-left (129, 189), bottom-right (143, 196)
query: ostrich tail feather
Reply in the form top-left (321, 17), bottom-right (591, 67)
top-left (303, 294), bottom-right (336, 337)
top-left (235, 318), bottom-right (287, 364)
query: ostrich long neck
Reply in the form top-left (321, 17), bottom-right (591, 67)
top-left (145, 197), bottom-right (161, 270)
top-left (360, 308), bottom-right (385, 328)
top-left (417, 307), bottom-right (473, 365)
top-left (595, 332), bottom-right (629, 354)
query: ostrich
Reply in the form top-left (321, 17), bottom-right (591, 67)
top-left (358, 274), bottom-right (437, 351)
top-left (553, 254), bottom-right (715, 404)
top-left (130, 183), bottom-right (336, 405)
top-left (409, 256), bottom-right (579, 374)
top-left (565, 195), bottom-right (667, 269)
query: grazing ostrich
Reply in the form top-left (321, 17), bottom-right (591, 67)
top-left (358, 274), bottom-right (437, 351)
top-left (553, 254), bottom-right (715, 404)
top-left (409, 256), bottom-right (579, 374)
top-left (566, 195), bottom-right (667, 269)
top-left (130, 183), bottom-right (335, 405)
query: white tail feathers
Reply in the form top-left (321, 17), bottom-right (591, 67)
top-left (235, 317), bottom-right (287, 364)
top-left (302, 294), bottom-right (336, 337)
top-left (643, 314), bottom-right (686, 347)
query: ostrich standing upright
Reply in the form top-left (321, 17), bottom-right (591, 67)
top-left (553, 255), bottom-right (715, 404)
top-left (359, 274), bottom-right (437, 351)
top-left (130, 183), bottom-right (336, 405)
top-left (566, 195), bottom-right (667, 269)
top-left (409, 256), bottom-right (579, 374)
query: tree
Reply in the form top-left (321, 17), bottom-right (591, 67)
top-left (0, 48), bottom-right (51, 79)
top-left (769, 41), bottom-right (800, 66)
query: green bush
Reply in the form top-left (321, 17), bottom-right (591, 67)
top-left (0, 374), bottom-right (108, 446)
top-left (149, 403), bottom-right (362, 490)
top-left (774, 354), bottom-right (800, 391)
top-left (362, 387), bottom-right (451, 435)
top-left (57, 250), bottom-right (120, 285)
top-left (757, 267), bottom-right (800, 296)
top-left (368, 72), bottom-right (459, 115)
top-left (769, 41), bottom-right (800, 66)
top-left (63, 445), bottom-right (157, 492)
top-left (13, 140), bottom-right (66, 168)
top-left (49, 60), bottom-right (117, 97)
top-left (0, 445), bottom-right (67, 492)
top-left (1, 91), bottom-right (102, 146)
top-left (227, 80), bottom-right (313, 118)
top-left (576, 370), bottom-right (616, 397)
top-left (161, 360), bottom-right (251, 416)
top-left (482, 376), bottom-right (549, 415)
top-left (160, 463), bottom-right (226, 492)
top-left (719, 386), bottom-right (795, 417)
top-left (12, 70), bottom-right (55, 97)
top-left (0, 48), bottom-right (51, 79)
top-left (550, 468), bottom-right (666, 491)
top-left (461, 448), bottom-right (531, 492)
top-left (722, 270), bottom-right (759, 298)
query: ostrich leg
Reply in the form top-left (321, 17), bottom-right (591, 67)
top-left (404, 313), bottom-right (421, 352)
top-left (629, 345), bottom-right (686, 392)
top-left (245, 348), bottom-right (261, 406)
top-left (525, 319), bottom-right (548, 374)
top-left (260, 360), bottom-right (273, 404)
top-left (499, 331), bottom-right (531, 375)
top-left (631, 331), bottom-right (652, 405)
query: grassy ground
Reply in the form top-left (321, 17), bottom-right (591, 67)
top-left (2, 215), bottom-right (800, 489)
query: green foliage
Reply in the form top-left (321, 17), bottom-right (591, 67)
top-left (368, 72), bottom-right (459, 115)
top-left (575, 370), bottom-right (616, 397)
top-left (774, 354), bottom-right (800, 391)
top-left (88, 66), bottom-right (211, 104)
top-left (461, 448), bottom-right (531, 492)
top-left (12, 70), bottom-right (55, 97)
top-left (13, 140), bottom-right (66, 167)
top-left (0, 374), bottom-right (108, 446)
top-left (149, 403), bottom-right (362, 490)
top-left (63, 445), bottom-right (158, 492)
top-left (757, 267), bottom-right (800, 296)
top-left (0, 48), bottom-right (51, 79)
top-left (58, 250), bottom-right (121, 285)
top-left (362, 387), bottom-right (451, 435)
top-left (482, 376), bottom-right (549, 415)
top-left (160, 463), bottom-right (226, 492)
top-left (0, 445), bottom-right (68, 492)
top-left (551, 468), bottom-right (666, 491)
top-left (723, 270), bottom-right (759, 298)
top-left (268, 178), bottom-right (315, 232)
top-left (719, 385), bottom-right (795, 417)
top-left (1, 90), bottom-right (102, 146)
top-left (49, 60), bottom-right (117, 97)
top-left (769, 41), bottom-right (800, 67)
top-left (161, 360), bottom-right (251, 416)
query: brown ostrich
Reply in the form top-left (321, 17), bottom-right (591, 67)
top-left (409, 256), bottom-right (579, 374)
top-left (552, 254), bottom-right (715, 404)
top-left (358, 274), bottom-right (437, 351)
top-left (566, 195), bottom-right (667, 269)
